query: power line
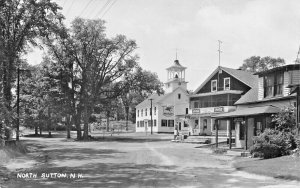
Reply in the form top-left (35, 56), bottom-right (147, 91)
top-left (101, 0), bottom-right (118, 19)
top-left (94, 0), bottom-right (112, 18)
top-left (79, 0), bottom-right (95, 18)
top-left (65, 0), bottom-right (75, 17)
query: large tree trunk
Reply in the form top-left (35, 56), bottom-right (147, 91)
top-left (35, 124), bottom-right (38, 136)
top-left (125, 106), bottom-right (129, 131)
top-left (106, 110), bottom-right (110, 132)
top-left (74, 109), bottom-right (82, 140)
top-left (66, 115), bottom-right (71, 139)
top-left (83, 104), bottom-right (89, 140)
top-left (47, 109), bottom-right (52, 137)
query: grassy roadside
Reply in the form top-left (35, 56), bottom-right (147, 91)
top-left (233, 155), bottom-right (300, 181)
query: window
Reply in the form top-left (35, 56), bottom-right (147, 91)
top-left (137, 121), bottom-right (139, 127)
top-left (154, 120), bottom-right (157, 126)
top-left (141, 109), bottom-right (143, 117)
top-left (168, 120), bottom-right (174, 127)
top-left (224, 78), bottom-right (230, 90)
top-left (194, 102), bottom-right (199, 108)
top-left (184, 121), bottom-right (188, 127)
top-left (178, 94), bottom-right (181, 99)
top-left (161, 119), bottom-right (167, 127)
top-left (264, 72), bottom-right (283, 98)
top-left (154, 107), bottom-right (156, 115)
top-left (140, 121), bottom-right (144, 127)
top-left (274, 73), bottom-right (283, 96)
top-left (148, 120), bottom-right (151, 127)
top-left (145, 108), bottom-right (147, 116)
top-left (186, 108), bottom-right (188, 114)
top-left (211, 80), bottom-right (217, 92)
top-left (137, 110), bottom-right (139, 117)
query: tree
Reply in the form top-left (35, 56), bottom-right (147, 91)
top-left (0, 0), bottom-right (63, 134)
top-left (239, 56), bottom-right (285, 72)
top-left (119, 66), bottom-right (164, 129)
top-left (44, 18), bottom-right (139, 140)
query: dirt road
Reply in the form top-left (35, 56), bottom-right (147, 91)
top-left (1, 133), bottom-right (300, 188)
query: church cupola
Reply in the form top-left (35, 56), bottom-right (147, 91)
top-left (164, 59), bottom-right (188, 93)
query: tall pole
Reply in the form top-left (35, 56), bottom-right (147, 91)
top-left (16, 67), bottom-right (20, 141)
top-left (218, 40), bottom-right (222, 67)
top-left (150, 99), bottom-right (153, 135)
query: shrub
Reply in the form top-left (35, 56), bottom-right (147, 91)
top-left (250, 129), bottom-right (296, 159)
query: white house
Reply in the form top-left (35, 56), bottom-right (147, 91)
top-left (135, 59), bottom-right (190, 133)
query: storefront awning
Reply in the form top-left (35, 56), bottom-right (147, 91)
top-left (212, 105), bottom-right (281, 119)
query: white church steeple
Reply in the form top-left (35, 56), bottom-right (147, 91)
top-left (164, 59), bottom-right (188, 93)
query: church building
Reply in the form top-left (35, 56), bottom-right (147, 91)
top-left (135, 59), bottom-right (190, 133)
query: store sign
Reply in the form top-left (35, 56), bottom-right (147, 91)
top-left (214, 107), bottom-right (224, 112)
top-left (192, 108), bottom-right (200, 114)
top-left (163, 106), bottom-right (174, 117)
top-left (234, 117), bottom-right (244, 122)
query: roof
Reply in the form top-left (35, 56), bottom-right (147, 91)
top-left (234, 87), bottom-right (259, 105)
top-left (255, 64), bottom-right (300, 76)
top-left (166, 60), bottom-right (187, 70)
top-left (213, 105), bottom-right (281, 119)
top-left (135, 87), bottom-right (189, 108)
top-left (193, 66), bottom-right (258, 94)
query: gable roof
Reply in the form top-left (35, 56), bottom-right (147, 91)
top-left (193, 66), bottom-right (258, 94)
top-left (135, 87), bottom-right (189, 108)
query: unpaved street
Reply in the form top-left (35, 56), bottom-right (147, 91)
top-left (2, 133), bottom-right (300, 188)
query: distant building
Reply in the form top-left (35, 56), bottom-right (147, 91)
top-left (214, 64), bottom-right (299, 149)
top-left (187, 66), bottom-right (258, 136)
top-left (135, 60), bottom-right (190, 133)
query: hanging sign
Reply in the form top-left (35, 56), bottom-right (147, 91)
top-left (192, 108), bottom-right (200, 114)
top-left (214, 107), bottom-right (224, 112)
top-left (163, 106), bottom-right (174, 117)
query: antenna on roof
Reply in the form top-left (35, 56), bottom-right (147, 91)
top-left (295, 45), bottom-right (300, 64)
top-left (218, 40), bottom-right (222, 67)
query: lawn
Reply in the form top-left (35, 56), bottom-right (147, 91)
top-left (233, 155), bottom-right (300, 181)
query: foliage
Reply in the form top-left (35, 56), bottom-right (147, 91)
top-left (239, 56), bottom-right (285, 72)
top-left (272, 106), bottom-right (296, 133)
top-left (44, 17), bottom-right (139, 139)
top-left (250, 129), bottom-right (296, 159)
top-left (0, 0), bottom-right (63, 139)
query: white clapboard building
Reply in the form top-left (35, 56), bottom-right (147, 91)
top-left (135, 59), bottom-right (190, 133)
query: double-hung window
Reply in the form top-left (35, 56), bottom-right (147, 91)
top-left (211, 80), bottom-right (217, 92)
top-left (224, 78), bottom-right (230, 90)
top-left (264, 72), bottom-right (283, 98)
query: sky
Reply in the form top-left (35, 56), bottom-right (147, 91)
top-left (25, 0), bottom-right (300, 91)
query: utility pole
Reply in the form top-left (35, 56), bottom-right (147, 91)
top-left (149, 99), bottom-right (153, 135)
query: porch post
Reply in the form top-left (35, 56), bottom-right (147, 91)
top-left (245, 117), bottom-right (248, 150)
top-left (229, 118), bottom-right (232, 149)
top-left (215, 119), bottom-right (218, 148)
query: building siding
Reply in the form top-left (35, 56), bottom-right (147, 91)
top-left (283, 71), bottom-right (290, 96)
top-left (258, 77), bottom-right (264, 100)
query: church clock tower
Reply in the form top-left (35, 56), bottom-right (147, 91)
top-left (164, 59), bottom-right (188, 93)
